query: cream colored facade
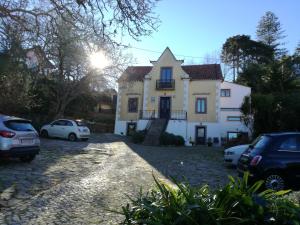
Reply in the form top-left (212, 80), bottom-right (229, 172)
top-left (118, 81), bottom-right (144, 121)
top-left (115, 48), bottom-right (251, 145)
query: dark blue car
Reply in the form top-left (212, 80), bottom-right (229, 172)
top-left (237, 132), bottom-right (300, 190)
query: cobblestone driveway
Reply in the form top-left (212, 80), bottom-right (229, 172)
top-left (0, 134), bottom-right (235, 225)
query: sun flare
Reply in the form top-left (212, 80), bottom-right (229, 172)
top-left (89, 51), bottom-right (111, 69)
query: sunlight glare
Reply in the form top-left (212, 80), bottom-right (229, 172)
top-left (89, 51), bottom-right (111, 69)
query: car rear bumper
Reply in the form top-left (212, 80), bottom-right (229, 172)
top-left (0, 146), bottom-right (40, 158)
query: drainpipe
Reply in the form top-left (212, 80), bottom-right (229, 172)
top-left (185, 111), bottom-right (188, 145)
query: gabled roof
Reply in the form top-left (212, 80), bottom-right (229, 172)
top-left (118, 64), bottom-right (223, 82)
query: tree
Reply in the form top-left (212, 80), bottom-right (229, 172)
top-left (236, 63), bottom-right (269, 93)
top-left (0, 27), bottom-right (34, 114)
top-left (0, 0), bottom-right (159, 45)
top-left (295, 42), bottom-right (300, 56)
top-left (241, 94), bottom-right (278, 136)
top-left (221, 35), bottom-right (273, 81)
top-left (39, 18), bottom-right (91, 118)
top-left (256, 11), bottom-right (286, 55)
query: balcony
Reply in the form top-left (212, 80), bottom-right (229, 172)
top-left (156, 79), bottom-right (175, 90)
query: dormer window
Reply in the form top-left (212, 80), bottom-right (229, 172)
top-left (156, 67), bottom-right (174, 90)
top-left (160, 67), bottom-right (172, 81)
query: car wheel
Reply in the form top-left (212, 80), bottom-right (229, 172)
top-left (41, 130), bottom-right (48, 138)
top-left (265, 174), bottom-right (285, 191)
top-left (20, 155), bottom-right (35, 163)
top-left (68, 133), bottom-right (77, 142)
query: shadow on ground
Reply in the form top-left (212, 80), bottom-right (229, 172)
top-left (0, 133), bottom-right (124, 206)
top-left (124, 141), bottom-right (236, 188)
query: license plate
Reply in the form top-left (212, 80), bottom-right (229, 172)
top-left (83, 129), bottom-right (88, 132)
top-left (20, 139), bottom-right (34, 145)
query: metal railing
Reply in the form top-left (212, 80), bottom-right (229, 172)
top-left (140, 110), bottom-right (187, 120)
top-left (156, 79), bottom-right (175, 90)
top-left (139, 110), bottom-right (155, 120)
top-left (170, 110), bottom-right (187, 120)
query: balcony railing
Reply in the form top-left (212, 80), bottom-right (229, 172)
top-left (139, 110), bottom-right (155, 120)
top-left (140, 110), bottom-right (187, 120)
top-left (156, 79), bottom-right (175, 90)
top-left (170, 110), bottom-right (187, 120)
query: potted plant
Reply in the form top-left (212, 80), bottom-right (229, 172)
top-left (207, 137), bottom-right (212, 147)
top-left (213, 137), bottom-right (219, 146)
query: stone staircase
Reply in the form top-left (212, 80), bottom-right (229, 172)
top-left (143, 118), bottom-right (168, 146)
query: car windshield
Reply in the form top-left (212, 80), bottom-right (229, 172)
top-left (249, 135), bottom-right (271, 153)
top-left (75, 120), bottom-right (87, 127)
top-left (4, 120), bottom-right (35, 132)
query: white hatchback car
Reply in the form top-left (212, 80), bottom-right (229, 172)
top-left (224, 144), bottom-right (249, 166)
top-left (40, 119), bottom-right (90, 141)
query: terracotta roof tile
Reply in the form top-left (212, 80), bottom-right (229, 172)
top-left (182, 64), bottom-right (223, 80)
top-left (118, 66), bottom-right (152, 82)
top-left (118, 64), bottom-right (223, 82)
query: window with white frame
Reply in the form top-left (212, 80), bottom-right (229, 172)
top-left (195, 98), bottom-right (207, 114)
top-left (221, 89), bottom-right (231, 97)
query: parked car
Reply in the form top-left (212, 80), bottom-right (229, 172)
top-left (224, 144), bottom-right (249, 166)
top-left (0, 115), bottom-right (40, 162)
top-left (40, 119), bottom-right (90, 141)
top-left (237, 132), bottom-right (300, 190)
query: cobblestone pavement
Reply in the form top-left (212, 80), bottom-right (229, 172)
top-left (0, 134), bottom-right (235, 225)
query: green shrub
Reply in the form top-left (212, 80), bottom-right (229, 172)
top-left (118, 173), bottom-right (300, 225)
top-left (159, 132), bottom-right (185, 146)
top-left (131, 130), bottom-right (146, 143)
top-left (207, 137), bottom-right (213, 146)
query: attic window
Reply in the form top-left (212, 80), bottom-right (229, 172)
top-left (160, 67), bottom-right (172, 81)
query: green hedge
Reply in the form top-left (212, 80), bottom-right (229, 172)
top-left (131, 130), bottom-right (147, 143)
top-left (118, 173), bottom-right (300, 225)
top-left (159, 132), bottom-right (185, 146)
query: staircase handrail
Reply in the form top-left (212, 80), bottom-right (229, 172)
top-left (145, 110), bottom-right (155, 132)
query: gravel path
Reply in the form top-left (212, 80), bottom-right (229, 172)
top-left (0, 134), bottom-right (235, 225)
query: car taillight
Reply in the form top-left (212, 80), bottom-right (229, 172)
top-left (250, 155), bottom-right (262, 166)
top-left (0, 130), bottom-right (16, 138)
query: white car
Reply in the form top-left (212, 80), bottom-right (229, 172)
top-left (40, 119), bottom-right (90, 141)
top-left (224, 144), bottom-right (249, 166)
top-left (0, 115), bottom-right (40, 162)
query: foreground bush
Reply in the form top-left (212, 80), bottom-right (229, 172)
top-left (160, 132), bottom-right (185, 146)
top-left (118, 173), bottom-right (300, 225)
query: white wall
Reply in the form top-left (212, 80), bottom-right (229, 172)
top-left (114, 119), bottom-right (149, 135)
top-left (186, 122), bottom-right (221, 145)
top-left (137, 120), bottom-right (149, 130)
top-left (220, 111), bottom-right (249, 137)
top-left (166, 120), bottom-right (188, 142)
top-left (220, 81), bottom-right (251, 108)
top-left (220, 81), bottom-right (251, 138)
top-left (114, 120), bottom-right (128, 135)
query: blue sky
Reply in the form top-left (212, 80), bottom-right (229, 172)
top-left (122, 0), bottom-right (299, 65)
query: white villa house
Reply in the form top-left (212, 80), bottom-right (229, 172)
top-left (114, 48), bottom-right (251, 145)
